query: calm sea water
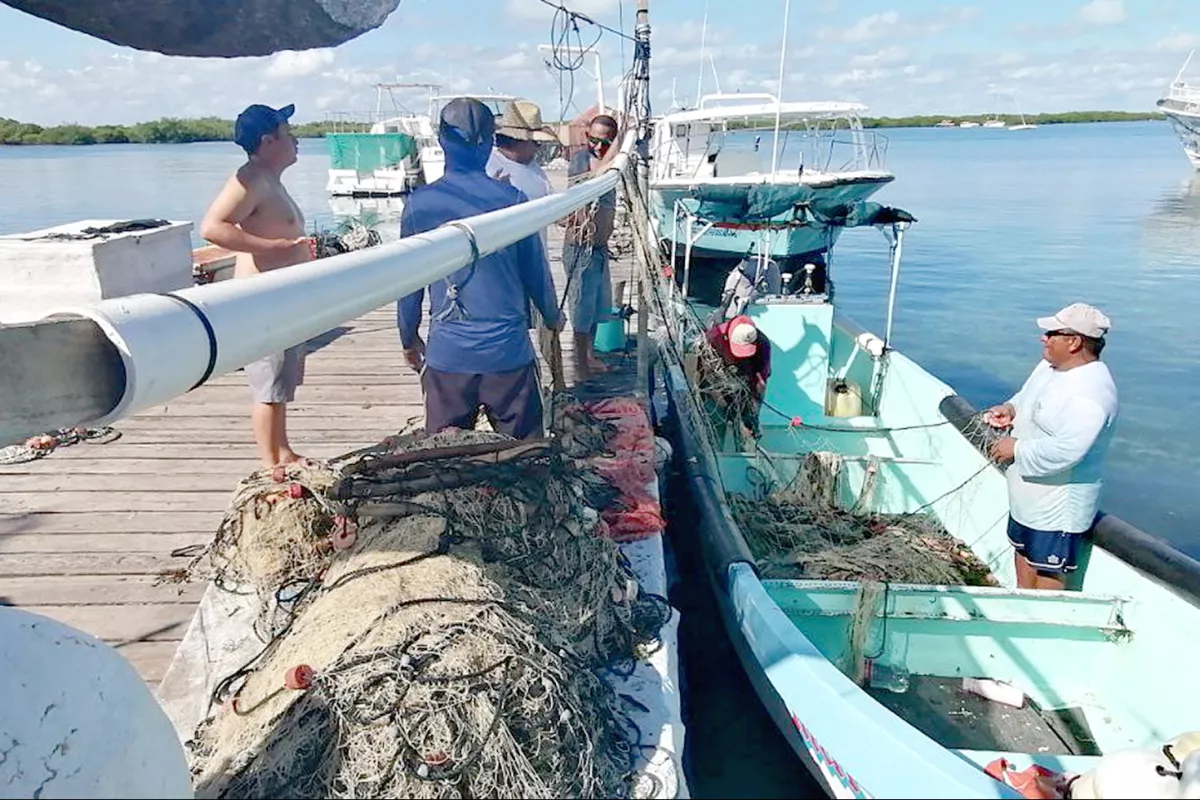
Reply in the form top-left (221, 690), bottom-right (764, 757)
top-left (1, 121), bottom-right (1198, 556)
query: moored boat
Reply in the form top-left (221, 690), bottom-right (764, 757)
top-left (645, 185), bottom-right (1200, 798)
top-left (647, 93), bottom-right (893, 271)
top-left (325, 84), bottom-right (517, 196)
top-left (1158, 51), bottom-right (1200, 170)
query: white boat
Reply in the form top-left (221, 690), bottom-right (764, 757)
top-left (325, 85), bottom-right (517, 196)
top-left (1157, 50), bottom-right (1200, 169)
top-left (648, 92), bottom-right (893, 270)
top-left (958, 120), bottom-right (981, 129)
top-left (1008, 93), bottom-right (1038, 131)
top-left (982, 117), bottom-right (1006, 129)
top-left (648, 171), bottom-right (1200, 799)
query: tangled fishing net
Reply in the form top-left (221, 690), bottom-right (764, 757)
top-left (731, 450), bottom-right (996, 586)
top-left (690, 331), bottom-right (762, 452)
top-left (181, 426), bottom-right (672, 799)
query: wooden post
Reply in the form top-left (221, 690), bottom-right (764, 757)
top-left (0, 318), bottom-right (124, 446)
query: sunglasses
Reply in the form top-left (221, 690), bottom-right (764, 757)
top-left (1043, 329), bottom-right (1079, 338)
top-left (588, 135), bottom-right (613, 146)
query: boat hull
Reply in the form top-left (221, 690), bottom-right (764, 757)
top-left (1162, 108), bottom-right (1200, 169)
top-left (649, 175), bottom-right (893, 263)
top-left (657, 300), bottom-right (1200, 798)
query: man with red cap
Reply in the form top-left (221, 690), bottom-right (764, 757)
top-left (702, 314), bottom-right (773, 446)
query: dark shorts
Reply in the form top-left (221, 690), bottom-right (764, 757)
top-left (1007, 516), bottom-right (1081, 574)
top-left (422, 362), bottom-right (543, 440)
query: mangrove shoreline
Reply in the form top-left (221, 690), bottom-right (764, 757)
top-left (1, 110), bottom-right (1166, 146)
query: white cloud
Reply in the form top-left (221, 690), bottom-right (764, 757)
top-left (821, 11), bottom-right (901, 43)
top-left (1156, 33), bottom-right (1200, 53)
top-left (827, 67), bottom-right (892, 87)
top-left (265, 49), bottom-right (336, 79)
top-left (496, 52), bottom-right (529, 69)
top-left (819, 7), bottom-right (979, 43)
top-left (504, 0), bottom-right (618, 23)
top-left (851, 46), bottom-right (911, 68)
top-left (911, 69), bottom-right (948, 85)
top-left (996, 52), bottom-right (1027, 66)
top-left (1079, 0), bottom-right (1126, 26)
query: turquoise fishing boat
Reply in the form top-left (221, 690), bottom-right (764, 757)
top-left (647, 94), bottom-right (893, 270)
top-left (649, 201), bottom-right (1200, 798)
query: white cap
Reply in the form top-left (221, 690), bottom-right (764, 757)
top-left (1037, 303), bottom-right (1111, 339)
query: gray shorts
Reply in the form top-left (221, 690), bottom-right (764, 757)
top-left (564, 243), bottom-right (612, 334)
top-left (245, 345), bottom-right (306, 404)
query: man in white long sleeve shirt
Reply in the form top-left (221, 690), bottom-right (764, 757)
top-left (984, 303), bottom-right (1118, 590)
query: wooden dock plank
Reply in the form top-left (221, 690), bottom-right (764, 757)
top-left (0, 214), bottom-right (640, 692)
top-left (1, 512), bottom-right (222, 534)
top-left (1, 575), bottom-right (204, 605)
top-left (0, 552), bottom-right (191, 577)
top-left (23, 604), bottom-right (194, 643)
top-left (0, 532), bottom-right (210, 554)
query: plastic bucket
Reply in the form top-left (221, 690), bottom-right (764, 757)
top-left (593, 307), bottom-right (626, 353)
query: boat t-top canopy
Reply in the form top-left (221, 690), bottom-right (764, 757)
top-left (430, 93), bottom-right (518, 116)
top-left (660, 93), bottom-right (869, 126)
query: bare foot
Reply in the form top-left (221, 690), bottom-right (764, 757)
top-left (277, 450), bottom-right (305, 466)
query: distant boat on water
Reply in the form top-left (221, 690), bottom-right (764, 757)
top-left (1157, 50), bottom-right (1200, 169)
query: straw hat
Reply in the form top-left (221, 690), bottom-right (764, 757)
top-left (494, 100), bottom-right (559, 142)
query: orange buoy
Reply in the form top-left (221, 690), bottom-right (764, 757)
top-left (284, 664), bottom-right (314, 690)
top-left (330, 516), bottom-right (357, 550)
top-left (288, 483), bottom-right (305, 500)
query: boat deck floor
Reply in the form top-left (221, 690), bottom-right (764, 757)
top-left (0, 225), bottom-right (644, 688)
top-left (867, 676), bottom-right (1102, 756)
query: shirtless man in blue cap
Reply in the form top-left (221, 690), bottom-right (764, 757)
top-left (201, 103), bottom-right (311, 467)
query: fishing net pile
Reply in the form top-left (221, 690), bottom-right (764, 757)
top-left (180, 427), bottom-right (672, 799)
top-left (731, 451), bottom-right (996, 586)
top-left (554, 397), bottom-right (665, 542)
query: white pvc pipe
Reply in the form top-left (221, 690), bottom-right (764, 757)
top-left (46, 138), bottom-right (634, 427)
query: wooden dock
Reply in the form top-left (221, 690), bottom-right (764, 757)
top-left (0, 231), bottom-right (641, 688)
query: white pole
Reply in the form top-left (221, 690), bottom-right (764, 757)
top-left (769, 0), bottom-right (791, 182)
top-left (31, 137), bottom-right (637, 430)
top-left (883, 224), bottom-right (906, 348)
top-left (696, 0), bottom-right (709, 108)
top-left (595, 51), bottom-right (605, 111)
top-left (1175, 49), bottom-right (1195, 84)
top-left (709, 54), bottom-right (722, 94)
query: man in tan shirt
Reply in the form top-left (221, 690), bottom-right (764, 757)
top-left (200, 103), bottom-right (311, 467)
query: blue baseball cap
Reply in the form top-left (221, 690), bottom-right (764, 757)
top-left (438, 97), bottom-right (496, 147)
top-left (234, 103), bottom-right (295, 154)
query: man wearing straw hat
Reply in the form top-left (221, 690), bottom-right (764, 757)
top-left (487, 100), bottom-right (557, 236)
top-left (486, 100), bottom-right (565, 393)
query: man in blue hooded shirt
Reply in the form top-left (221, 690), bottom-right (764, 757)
top-left (397, 98), bottom-right (563, 440)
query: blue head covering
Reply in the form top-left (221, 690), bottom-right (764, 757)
top-left (438, 98), bottom-right (495, 173)
top-left (234, 103), bottom-right (295, 154)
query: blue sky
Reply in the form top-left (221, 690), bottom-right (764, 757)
top-left (0, 0), bottom-right (1197, 125)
